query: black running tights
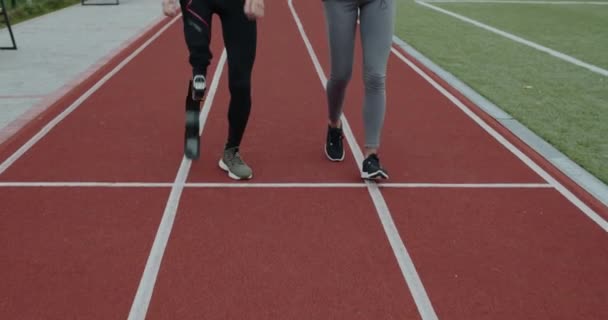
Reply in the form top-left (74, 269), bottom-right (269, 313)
top-left (179, 0), bottom-right (257, 149)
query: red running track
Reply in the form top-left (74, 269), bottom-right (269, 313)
top-left (1, 1), bottom-right (607, 319)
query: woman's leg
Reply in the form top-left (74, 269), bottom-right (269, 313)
top-left (359, 0), bottom-right (395, 153)
top-left (322, 0), bottom-right (358, 161)
top-left (323, 0), bottom-right (357, 125)
top-left (358, 0), bottom-right (395, 178)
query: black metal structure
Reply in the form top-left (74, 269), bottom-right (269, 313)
top-left (0, 0), bottom-right (17, 50)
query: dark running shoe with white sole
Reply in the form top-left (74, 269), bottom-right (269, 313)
top-left (184, 80), bottom-right (200, 160)
top-left (361, 154), bottom-right (389, 180)
top-left (325, 125), bottom-right (344, 161)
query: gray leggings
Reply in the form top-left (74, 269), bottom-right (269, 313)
top-left (323, 0), bottom-right (395, 149)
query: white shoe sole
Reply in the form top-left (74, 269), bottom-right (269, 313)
top-left (324, 144), bottom-right (345, 162)
top-left (218, 159), bottom-right (253, 180)
top-left (361, 170), bottom-right (389, 180)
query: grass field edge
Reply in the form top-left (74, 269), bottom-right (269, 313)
top-left (392, 35), bottom-right (608, 214)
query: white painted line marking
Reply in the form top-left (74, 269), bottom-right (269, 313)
top-left (421, 0), bottom-right (608, 4)
top-left (288, 0), bottom-right (439, 319)
top-left (0, 16), bottom-right (182, 176)
top-left (187, 182), bottom-right (366, 188)
top-left (416, 0), bottom-right (608, 77)
top-left (0, 182), bottom-right (173, 188)
top-left (0, 181), bottom-right (552, 188)
top-left (127, 49), bottom-right (227, 320)
top-left (390, 47), bottom-right (608, 232)
top-left (379, 183), bottom-right (552, 188)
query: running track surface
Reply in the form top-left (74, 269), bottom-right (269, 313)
top-left (1, 1), bottom-right (607, 319)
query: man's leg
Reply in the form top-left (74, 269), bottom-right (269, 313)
top-left (219, 1), bottom-right (256, 149)
top-left (180, 0), bottom-right (213, 76)
top-left (216, 0), bottom-right (257, 179)
top-left (179, 0), bottom-right (214, 159)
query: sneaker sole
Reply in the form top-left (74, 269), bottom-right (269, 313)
top-left (324, 144), bottom-right (345, 162)
top-left (184, 137), bottom-right (200, 160)
top-left (218, 159), bottom-right (253, 180)
top-left (361, 170), bottom-right (389, 180)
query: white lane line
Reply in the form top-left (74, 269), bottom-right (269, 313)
top-left (0, 181), bottom-right (552, 188)
top-left (416, 0), bottom-right (608, 77)
top-left (288, 0), bottom-right (439, 319)
top-left (421, 0), bottom-right (608, 4)
top-left (389, 46), bottom-right (608, 232)
top-left (0, 16), bottom-right (182, 176)
top-left (379, 183), bottom-right (552, 188)
top-left (126, 49), bottom-right (227, 320)
top-left (0, 182), bottom-right (173, 188)
top-left (186, 182), bottom-right (366, 188)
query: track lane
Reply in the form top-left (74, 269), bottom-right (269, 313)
top-left (187, 4), bottom-right (361, 183)
top-left (147, 2), bottom-right (422, 318)
top-left (292, 0), bottom-right (544, 184)
top-left (1, 1), bottom-right (605, 320)
top-left (383, 188), bottom-right (608, 319)
top-left (0, 18), bottom-right (223, 183)
top-left (147, 188), bottom-right (421, 319)
top-left (0, 187), bottom-right (169, 319)
top-left (292, 1), bottom-right (608, 319)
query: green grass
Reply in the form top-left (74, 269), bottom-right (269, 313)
top-left (435, 3), bottom-right (608, 69)
top-left (1, 0), bottom-right (80, 27)
top-left (394, 0), bottom-right (608, 183)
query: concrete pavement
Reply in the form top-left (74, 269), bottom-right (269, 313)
top-left (0, 0), bottom-right (164, 140)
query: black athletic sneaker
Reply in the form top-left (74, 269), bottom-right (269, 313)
top-left (361, 154), bottom-right (389, 180)
top-left (191, 74), bottom-right (206, 101)
top-left (325, 125), bottom-right (344, 161)
top-left (184, 81), bottom-right (200, 160)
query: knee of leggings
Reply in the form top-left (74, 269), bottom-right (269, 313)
top-left (229, 78), bottom-right (251, 96)
top-left (363, 72), bottom-right (386, 91)
top-left (328, 71), bottom-right (352, 88)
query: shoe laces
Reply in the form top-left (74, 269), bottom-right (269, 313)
top-left (232, 152), bottom-right (245, 165)
top-left (329, 127), bottom-right (343, 143)
top-left (366, 154), bottom-right (380, 166)
top-left (226, 148), bottom-right (245, 165)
